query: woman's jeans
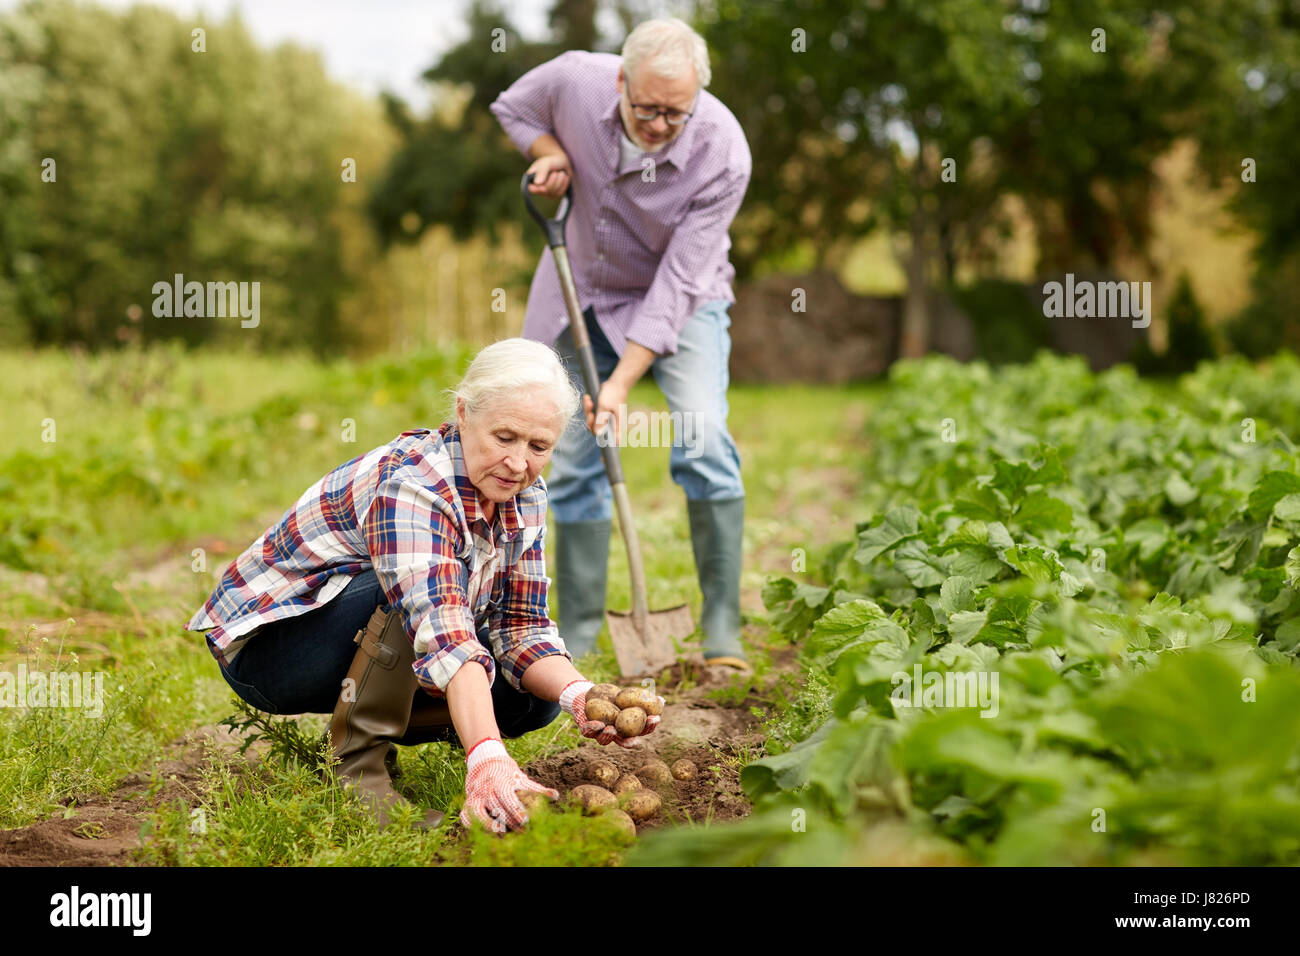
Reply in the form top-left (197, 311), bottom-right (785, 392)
top-left (547, 299), bottom-right (746, 522)
top-left (216, 569), bottom-right (561, 740)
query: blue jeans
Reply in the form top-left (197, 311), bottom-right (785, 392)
top-left (217, 569), bottom-right (561, 739)
top-left (547, 299), bottom-right (745, 522)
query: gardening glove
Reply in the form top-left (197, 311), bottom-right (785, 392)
top-left (459, 739), bottom-right (558, 833)
top-left (560, 680), bottom-right (664, 749)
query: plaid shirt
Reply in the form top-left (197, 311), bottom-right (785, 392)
top-left (185, 422), bottom-right (570, 695)
top-left (490, 49), bottom-right (751, 357)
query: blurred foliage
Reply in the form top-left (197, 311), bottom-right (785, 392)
top-left (373, 0), bottom-right (1300, 353)
top-left (1225, 247), bottom-right (1300, 358)
top-left (950, 279), bottom-right (1053, 365)
top-left (1132, 273), bottom-right (1218, 375)
top-left (3, 0), bottom-right (1300, 354)
top-left (0, 0), bottom-right (389, 352)
top-left (366, 0), bottom-right (645, 251)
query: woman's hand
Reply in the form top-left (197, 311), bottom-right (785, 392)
top-left (559, 680), bottom-right (663, 749)
top-left (460, 739), bottom-right (558, 833)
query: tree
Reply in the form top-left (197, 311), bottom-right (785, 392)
top-left (367, 0), bottom-right (619, 250)
top-left (0, 0), bottom-right (370, 352)
top-left (701, 0), bottom-right (1279, 355)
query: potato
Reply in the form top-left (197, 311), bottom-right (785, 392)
top-left (569, 785), bottom-right (616, 814)
top-left (588, 759), bottom-right (620, 788)
top-left (615, 687), bottom-right (648, 709)
top-left (619, 789), bottom-right (662, 822)
top-left (603, 808), bottom-right (638, 838)
top-left (584, 698), bottom-right (621, 725)
top-left (612, 687), bottom-right (662, 715)
top-left (614, 706), bottom-right (647, 737)
top-left (612, 773), bottom-right (643, 795)
top-left (635, 760), bottom-right (673, 788)
top-left (588, 683), bottom-right (622, 704)
top-left (671, 759), bottom-right (697, 781)
top-left (516, 790), bottom-right (551, 813)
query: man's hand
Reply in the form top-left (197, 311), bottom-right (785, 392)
top-left (584, 379), bottom-right (630, 445)
top-left (582, 341), bottom-right (659, 445)
top-left (460, 739), bottom-right (559, 833)
top-left (526, 152), bottom-right (573, 198)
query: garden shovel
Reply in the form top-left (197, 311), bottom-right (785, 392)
top-left (522, 171), bottom-right (694, 677)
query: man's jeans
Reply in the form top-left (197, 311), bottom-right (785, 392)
top-left (216, 568), bottom-right (561, 739)
top-left (547, 299), bottom-right (745, 522)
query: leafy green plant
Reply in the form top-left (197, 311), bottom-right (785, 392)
top-left (635, 352), bottom-right (1300, 866)
top-left (219, 698), bottom-right (329, 770)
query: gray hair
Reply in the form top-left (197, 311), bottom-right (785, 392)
top-left (444, 338), bottom-right (581, 434)
top-left (621, 17), bottom-right (710, 89)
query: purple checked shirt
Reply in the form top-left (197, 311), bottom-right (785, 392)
top-left (490, 50), bottom-right (751, 357)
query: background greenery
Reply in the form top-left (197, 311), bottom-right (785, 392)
top-left (1, 0), bottom-right (1297, 359)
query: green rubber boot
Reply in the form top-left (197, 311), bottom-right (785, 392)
top-left (687, 497), bottom-right (748, 665)
top-left (554, 519), bottom-right (611, 660)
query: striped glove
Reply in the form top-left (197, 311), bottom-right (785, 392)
top-left (459, 738), bottom-right (558, 833)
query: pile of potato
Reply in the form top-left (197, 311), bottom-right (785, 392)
top-left (581, 683), bottom-right (662, 738)
top-left (517, 685), bottom-right (699, 836)
top-left (568, 755), bottom-right (698, 836)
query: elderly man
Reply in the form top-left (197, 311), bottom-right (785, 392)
top-left (490, 17), bottom-right (751, 669)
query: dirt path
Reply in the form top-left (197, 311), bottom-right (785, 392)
top-left (523, 640), bottom-right (798, 833)
top-left (0, 725), bottom-right (267, 867)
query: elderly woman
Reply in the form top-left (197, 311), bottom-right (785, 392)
top-left (185, 338), bottom-right (660, 833)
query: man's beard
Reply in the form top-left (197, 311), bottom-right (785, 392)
top-left (620, 100), bottom-right (668, 153)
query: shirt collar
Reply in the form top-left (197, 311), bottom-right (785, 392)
top-left (606, 91), bottom-right (698, 173)
top-left (438, 421), bottom-right (523, 540)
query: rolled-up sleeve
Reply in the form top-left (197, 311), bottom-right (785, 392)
top-left (489, 51), bottom-right (577, 157)
top-left (492, 523), bottom-right (572, 691)
top-left (625, 168), bottom-right (750, 356)
top-left (362, 476), bottom-right (496, 694)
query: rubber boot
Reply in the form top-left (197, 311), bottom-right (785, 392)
top-left (687, 497), bottom-right (749, 667)
top-left (327, 607), bottom-right (446, 829)
top-left (381, 696), bottom-right (460, 783)
top-left (554, 519), bottom-right (611, 659)
top-left (397, 693), bottom-right (459, 748)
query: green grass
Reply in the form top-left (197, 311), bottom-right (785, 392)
top-left (0, 342), bottom-right (881, 863)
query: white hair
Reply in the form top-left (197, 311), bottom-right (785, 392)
top-left (444, 338), bottom-right (581, 433)
top-left (621, 17), bottom-right (710, 89)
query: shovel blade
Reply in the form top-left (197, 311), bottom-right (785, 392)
top-left (605, 603), bottom-right (694, 678)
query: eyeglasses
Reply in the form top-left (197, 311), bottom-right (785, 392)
top-left (626, 86), bottom-right (696, 125)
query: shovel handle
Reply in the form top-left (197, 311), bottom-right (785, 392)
top-left (520, 168), bottom-right (649, 635)
top-left (520, 172), bottom-right (623, 487)
top-left (521, 171), bottom-right (573, 249)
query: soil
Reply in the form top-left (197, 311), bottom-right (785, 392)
top-left (0, 725), bottom-right (267, 867)
top-left (522, 676), bottom-right (770, 831)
